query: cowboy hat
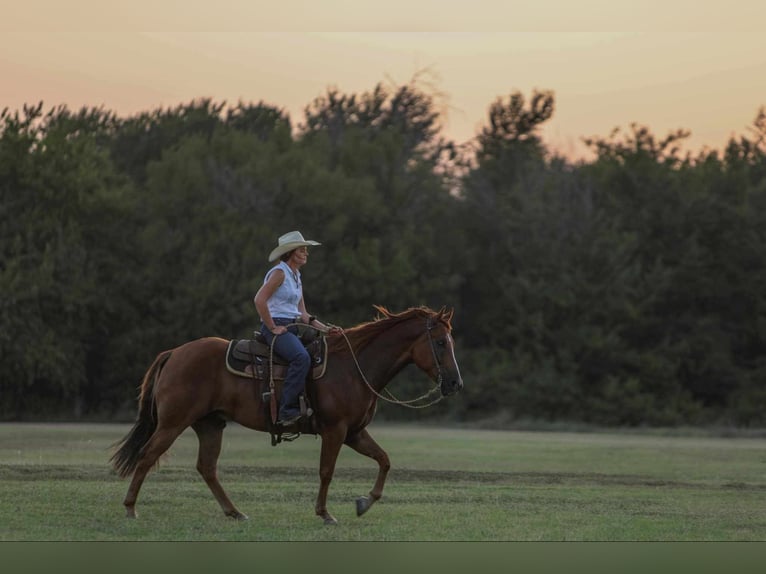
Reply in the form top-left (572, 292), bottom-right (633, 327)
top-left (268, 231), bottom-right (321, 262)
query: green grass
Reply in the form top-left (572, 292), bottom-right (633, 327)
top-left (0, 422), bottom-right (765, 540)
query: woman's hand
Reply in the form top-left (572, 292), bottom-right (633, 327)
top-left (271, 325), bottom-right (288, 335)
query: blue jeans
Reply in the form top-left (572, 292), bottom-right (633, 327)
top-left (260, 318), bottom-right (310, 418)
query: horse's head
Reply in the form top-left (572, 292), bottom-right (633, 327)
top-left (413, 307), bottom-right (464, 396)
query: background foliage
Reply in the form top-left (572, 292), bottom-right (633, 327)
top-left (2, 83), bottom-right (765, 426)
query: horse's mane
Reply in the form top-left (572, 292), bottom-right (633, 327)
top-left (327, 305), bottom-right (452, 355)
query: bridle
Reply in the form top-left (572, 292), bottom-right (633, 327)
top-left (339, 316), bottom-right (447, 409)
top-left (425, 315), bottom-right (447, 388)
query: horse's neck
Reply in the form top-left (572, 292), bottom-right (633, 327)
top-left (357, 320), bottom-right (419, 390)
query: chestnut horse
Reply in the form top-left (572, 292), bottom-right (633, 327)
top-left (110, 306), bottom-right (463, 525)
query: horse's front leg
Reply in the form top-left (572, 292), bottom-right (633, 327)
top-left (315, 426), bottom-right (346, 525)
top-left (345, 428), bottom-right (390, 516)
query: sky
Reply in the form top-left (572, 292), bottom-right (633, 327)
top-left (2, 1), bottom-right (766, 160)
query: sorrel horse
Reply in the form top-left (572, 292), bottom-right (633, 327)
top-left (110, 306), bottom-right (463, 525)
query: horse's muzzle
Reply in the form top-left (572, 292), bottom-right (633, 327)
top-left (441, 373), bottom-right (464, 396)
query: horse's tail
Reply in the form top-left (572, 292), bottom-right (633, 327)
top-left (110, 350), bottom-right (173, 478)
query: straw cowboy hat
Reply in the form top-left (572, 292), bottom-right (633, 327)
top-left (268, 231), bottom-right (321, 262)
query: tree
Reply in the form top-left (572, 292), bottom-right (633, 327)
top-left (298, 82), bottom-right (463, 324)
top-left (0, 104), bottom-right (140, 417)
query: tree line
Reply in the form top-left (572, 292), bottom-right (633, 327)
top-left (2, 82), bottom-right (765, 426)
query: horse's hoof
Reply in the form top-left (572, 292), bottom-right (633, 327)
top-left (322, 515), bottom-right (338, 526)
top-left (356, 496), bottom-right (370, 517)
top-left (226, 511), bottom-right (249, 521)
top-left (125, 508), bottom-right (137, 519)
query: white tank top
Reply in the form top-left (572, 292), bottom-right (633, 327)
top-left (264, 261), bottom-right (302, 319)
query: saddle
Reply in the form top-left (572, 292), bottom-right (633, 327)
top-left (225, 329), bottom-right (328, 446)
top-left (225, 331), bottom-right (328, 381)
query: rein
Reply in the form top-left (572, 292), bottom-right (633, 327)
top-left (338, 318), bottom-right (444, 409)
top-left (268, 318), bottom-right (445, 409)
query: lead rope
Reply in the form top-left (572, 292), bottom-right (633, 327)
top-left (267, 334), bottom-right (279, 424)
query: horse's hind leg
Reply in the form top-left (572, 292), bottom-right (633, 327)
top-left (345, 429), bottom-right (391, 517)
top-left (123, 425), bottom-right (185, 518)
top-left (192, 416), bottom-right (248, 520)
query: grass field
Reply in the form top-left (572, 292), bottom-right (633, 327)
top-left (0, 422), bottom-right (764, 541)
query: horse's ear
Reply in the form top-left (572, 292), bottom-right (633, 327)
top-left (436, 306), bottom-right (453, 325)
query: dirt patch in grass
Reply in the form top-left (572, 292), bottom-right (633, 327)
top-left (3, 464), bottom-right (764, 492)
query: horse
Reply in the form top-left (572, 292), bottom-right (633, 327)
top-left (110, 305), bottom-right (463, 525)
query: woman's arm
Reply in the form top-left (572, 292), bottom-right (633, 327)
top-left (254, 269), bottom-right (286, 334)
top-left (297, 297), bottom-right (335, 332)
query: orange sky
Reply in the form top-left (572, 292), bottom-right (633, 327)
top-left (2, 1), bottom-right (766, 160)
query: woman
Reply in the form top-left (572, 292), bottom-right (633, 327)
top-left (254, 231), bottom-right (332, 426)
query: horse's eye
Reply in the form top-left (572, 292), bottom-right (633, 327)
top-left (437, 340), bottom-right (446, 347)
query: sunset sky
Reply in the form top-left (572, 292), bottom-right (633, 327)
top-left (3, 1), bottom-right (765, 159)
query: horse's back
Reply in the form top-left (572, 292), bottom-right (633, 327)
top-left (175, 336), bottom-right (229, 353)
top-left (166, 336), bottom-right (227, 369)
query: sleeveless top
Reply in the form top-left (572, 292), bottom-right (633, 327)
top-left (263, 261), bottom-right (302, 319)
